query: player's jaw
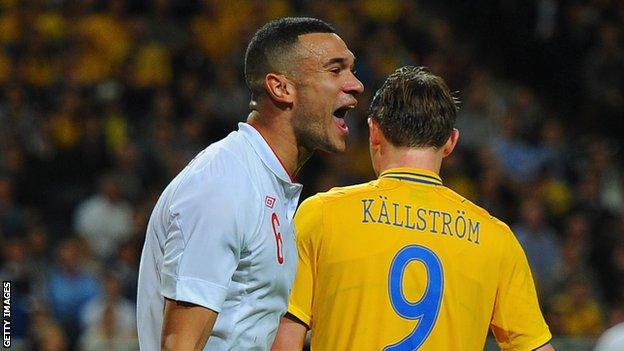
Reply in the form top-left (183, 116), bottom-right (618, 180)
top-left (293, 101), bottom-right (353, 154)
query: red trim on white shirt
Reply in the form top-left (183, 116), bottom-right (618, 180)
top-left (248, 124), bottom-right (296, 183)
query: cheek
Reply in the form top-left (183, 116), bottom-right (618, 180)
top-left (305, 79), bottom-right (338, 100)
top-left (297, 96), bottom-right (323, 121)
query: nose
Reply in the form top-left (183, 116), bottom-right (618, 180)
top-left (344, 71), bottom-right (364, 95)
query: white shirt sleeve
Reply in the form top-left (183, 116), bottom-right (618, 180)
top-left (594, 323), bottom-right (624, 351)
top-left (160, 169), bottom-right (259, 312)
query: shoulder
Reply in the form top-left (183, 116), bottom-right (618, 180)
top-left (308, 181), bottom-right (380, 204)
top-left (163, 140), bottom-right (263, 221)
top-left (174, 136), bottom-right (258, 197)
top-left (437, 186), bottom-right (514, 235)
top-left (295, 181), bottom-right (378, 235)
top-left (190, 133), bottom-right (252, 179)
top-left (295, 181), bottom-right (378, 217)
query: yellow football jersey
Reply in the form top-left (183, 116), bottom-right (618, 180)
top-left (288, 168), bottom-right (551, 351)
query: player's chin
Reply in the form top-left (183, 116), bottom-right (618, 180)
top-left (328, 135), bottom-right (347, 153)
top-left (316, 136), bottom-right (346, 154)
top-left (333, 142), bottom-right (347, 153)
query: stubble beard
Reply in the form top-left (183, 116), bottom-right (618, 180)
top-left (293, 107), bottom-right (343, 154)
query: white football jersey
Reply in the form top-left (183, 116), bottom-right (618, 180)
top-left (137, 123), bottom-right (302, 350)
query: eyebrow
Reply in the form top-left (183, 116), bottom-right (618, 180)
top-left (322, 56), bottom-right (355, 68)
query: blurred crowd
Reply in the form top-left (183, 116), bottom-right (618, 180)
top-left (0, 0), bottom-right (622, 350)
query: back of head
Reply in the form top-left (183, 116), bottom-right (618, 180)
top-left (244, 17), bottom-right (336, 102)
top-left (368, 66), bottom-right (458, 148)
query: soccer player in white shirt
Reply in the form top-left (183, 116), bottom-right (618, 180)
top-left (136, 17), bottom-right (364, 351)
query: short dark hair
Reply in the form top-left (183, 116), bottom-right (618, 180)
top-left (368, 66), bottom-right (459, 148)
top-left (244, 17), bottom-right (336, 100)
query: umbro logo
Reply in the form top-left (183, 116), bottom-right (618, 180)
top-left (265, 196), bottom-right (276, 208)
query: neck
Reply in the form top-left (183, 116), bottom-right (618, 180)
top-left (247, 110), bottom-right (311, 178)
top-left (376, 146), bottom-right (443, 176)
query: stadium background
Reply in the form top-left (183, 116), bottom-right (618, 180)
top-left (0, 0), bottom-right (622, 350)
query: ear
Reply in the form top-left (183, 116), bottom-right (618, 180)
top-left (368, 117), bottom-right (381, 149)
top-left (368, 117), bottom-right (382, 176)
top-left (442, 128), bottom-right (459, 158)
top-left (264, 73), bottom-right (294, 104)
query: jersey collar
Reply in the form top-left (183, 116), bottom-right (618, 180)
top-left (379, 167), bottom-right (443, 186)
top-left (239, 122), bottom-right (299, 185)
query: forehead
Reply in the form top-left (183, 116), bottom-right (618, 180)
top-left (295, 32), bottom-right (354, 67)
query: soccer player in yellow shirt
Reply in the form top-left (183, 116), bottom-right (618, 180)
top-left (272, 66), bottom-right (554, 351)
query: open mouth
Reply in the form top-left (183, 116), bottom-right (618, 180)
top-left (333, 105), bottom-right (355, 134)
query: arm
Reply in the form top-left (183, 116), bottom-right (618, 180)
top-left (159, 173), bottom-right (248, 350)
top-left (161, 298), bottom-right (218, 351)
top-left (491, 231), bottom-right (553, 350)
top-left (271, 314), bottom-right (308, 351)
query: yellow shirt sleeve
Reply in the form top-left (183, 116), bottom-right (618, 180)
top-left (491, 231), bottom-right (552, 351)
top-left (288, 196), bottom-right (324, 328)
